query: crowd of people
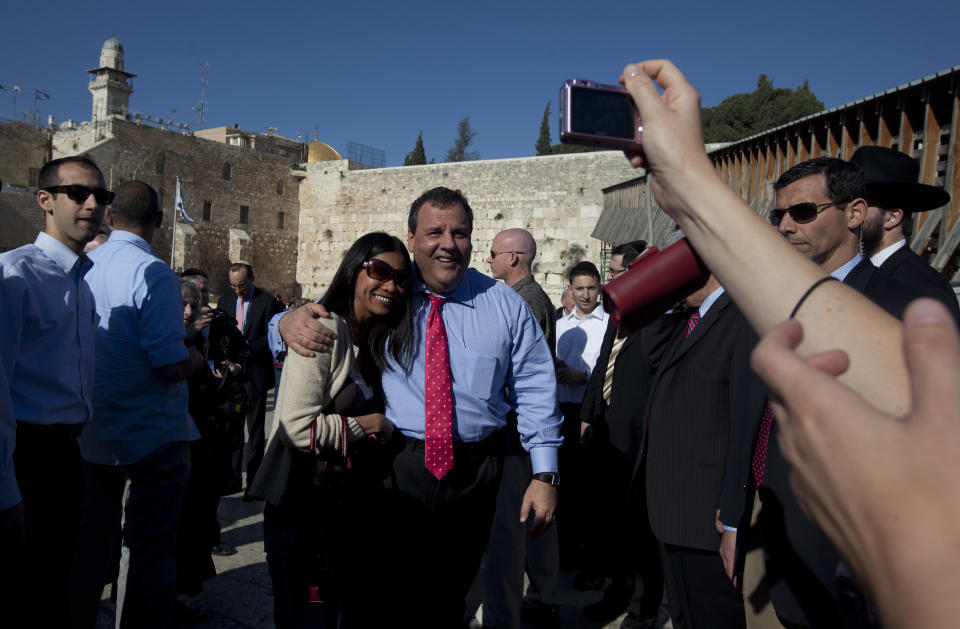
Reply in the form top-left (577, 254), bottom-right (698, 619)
top-left (1, 58), bottom-right (959, 629)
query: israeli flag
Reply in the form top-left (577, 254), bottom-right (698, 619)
top-left (175, 177), bottom-right (195, 223)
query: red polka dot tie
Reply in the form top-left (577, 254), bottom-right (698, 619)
top-left (752, 403), bottom-right (774, 487)
top-left (425, 294), bottom-right (454, 479)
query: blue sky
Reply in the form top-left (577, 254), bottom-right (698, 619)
top-left (2, 0), bottom-right (957, 167)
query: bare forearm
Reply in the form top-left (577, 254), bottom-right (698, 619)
top-left (668, 171), bottom-right (908, 413)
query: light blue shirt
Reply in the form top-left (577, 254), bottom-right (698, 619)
top-left (80, 230), bottom-right (199, 466)
top-left (698, 285), bottom-right (726, 316)
top-left (382, 269), bottom-right (562, 474)
top-left (0, 232), bottom-right (98, 509)
top-left (831, 254), bottom-right (862, 281)
top-left (268, 296), bottom-right (324, 360)
top-left (268, 306), bottom-right (294, 359)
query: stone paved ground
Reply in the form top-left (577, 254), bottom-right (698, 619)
top-left (95, 401), bottom-right (672, 629)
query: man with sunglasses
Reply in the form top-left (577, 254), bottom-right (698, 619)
top-left (0, 155), bottom-right (109, 626)
top-left (476, 228), bottom-right (560, 629)
top-left (718, 158), bottom-right (920, 629)
top-left (851, 145), bottom-right (960, 321)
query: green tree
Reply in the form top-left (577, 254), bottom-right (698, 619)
top-left (535, 102), bottom-right (553, 156)
top-left (550, 143), bottom-right (602, 155)
top-left (702, 74), bottom-right (825, 143)
top-left (403, 130), bottom-right (427, 166)
top-left (445, 116), bottom-right (479, 162)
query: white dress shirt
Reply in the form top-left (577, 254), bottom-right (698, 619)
top-left (556, 302), bottom-right (609, 404)
top-left (869, 239), bottom-right (907, 268)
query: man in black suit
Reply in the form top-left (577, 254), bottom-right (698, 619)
top-left (852, 145), bottom-right (959, 321)
top-left (642, 270), bottom-right (748, 629)
top-left (217, 263), bottom-right (282, 497)
top-left (718, 158), bottom-right (921, 628)
top-left (579, 240), bottom-right (665, 629)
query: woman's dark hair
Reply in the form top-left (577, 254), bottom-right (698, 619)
top-left (320, 232), bottom-right (415, 382)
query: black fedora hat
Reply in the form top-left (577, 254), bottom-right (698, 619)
top-left (850, 146), bottom-right (950, 212)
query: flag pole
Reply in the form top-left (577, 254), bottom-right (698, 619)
top-left (169, 176), bottom-right (179, 268)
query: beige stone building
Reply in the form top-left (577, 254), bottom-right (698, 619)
top-left (195, 126), bottom-right (307, 162)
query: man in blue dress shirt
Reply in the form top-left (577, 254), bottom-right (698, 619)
top-left (273, 187), bottom-right (562, 627)
top-left (0, 155), bottom-right (109, 626)
top-left (70, 181), bottom-right (205, 629)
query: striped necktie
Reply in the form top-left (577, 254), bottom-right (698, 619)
top-left (681, 311), bottom-right (701, 342)
top-left (602, 335), bottom-right (627, 405)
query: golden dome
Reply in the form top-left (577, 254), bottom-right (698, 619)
top-left (307, 141), bottom-right (341, 163)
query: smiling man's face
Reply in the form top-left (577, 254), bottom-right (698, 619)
top-left (407, 201), bottom-right (473, 294)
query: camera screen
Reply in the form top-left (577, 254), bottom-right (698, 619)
top-left (571, 87), bottom-right (635, 139)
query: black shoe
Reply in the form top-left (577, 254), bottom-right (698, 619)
top-left (211, 543), bottom-right (237, 556)
top-left (521, 599), bottom-right (559, 628)
top-left (571, 568), bottom-right (605, 591)
top-left (586, 580), bottom-right (632, 619)
top-left (620, 612), bottom-right (660, 629)
top-left (585, 597), bottom-right (629, 621)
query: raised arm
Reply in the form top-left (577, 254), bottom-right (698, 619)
top-left (619, 59), bottom-right (908, 414)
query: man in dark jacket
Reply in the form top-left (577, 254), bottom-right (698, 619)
top-left (217, 263), bottom-right (283, 497)
top-left (852, 145), bottom-right (959, 321)
top-left (719, 158), bottom-right (922, 628)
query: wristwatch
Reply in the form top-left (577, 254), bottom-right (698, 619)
top-left (532, 472), bottom-right (560, 487)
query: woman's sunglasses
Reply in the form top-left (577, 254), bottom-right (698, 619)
top-left (363, 259), bottom-right (410, 287)
top-left (42, 184), bottom-right (115, 206)
top-left (769, 201), bottom-right (846, 226)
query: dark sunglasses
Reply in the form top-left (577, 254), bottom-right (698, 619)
top-left (43, 185), bottom-right (115, 206)
top-left (769, 201), bottom-right (846, 226)
top-left (363, 258), bottom-right (410, 287)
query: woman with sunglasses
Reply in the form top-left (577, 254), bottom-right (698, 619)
top-left (248, 232), bottom-right (413, 628)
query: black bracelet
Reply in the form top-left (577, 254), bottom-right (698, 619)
top-left (789, 276), bottom-right (838, 319)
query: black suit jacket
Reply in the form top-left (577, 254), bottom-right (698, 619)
top-left (718, 260), bottom-right (922, 626)
top-left (580, 320), bottom-right (652, 466)
top-left (642, 293), bottom-right (749, 552)
top-left (878, 244), bottom-right (960, 322)
top-left (218, 287), bottom-right (283, 397)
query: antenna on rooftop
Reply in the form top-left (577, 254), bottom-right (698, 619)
top-left (192, 63), bottom-right (209, 130)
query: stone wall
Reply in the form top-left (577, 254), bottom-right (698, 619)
top-left (0, 122), bottom-right (51, 189)
top-left (297, 152), bottom-right (638, 300)
top-left (0, 188), bottom-right (44, 253)
top-left (50, 117), bottom-right (302, 298)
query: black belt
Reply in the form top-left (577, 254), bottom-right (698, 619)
top-left (400, 429), bottom-right (505, 459)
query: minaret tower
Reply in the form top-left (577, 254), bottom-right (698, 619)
top-left (88, 37), bottom-right (135, 121)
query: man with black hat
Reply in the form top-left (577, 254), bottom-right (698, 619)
top-left (851, 145), bottom-right (960, 320)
